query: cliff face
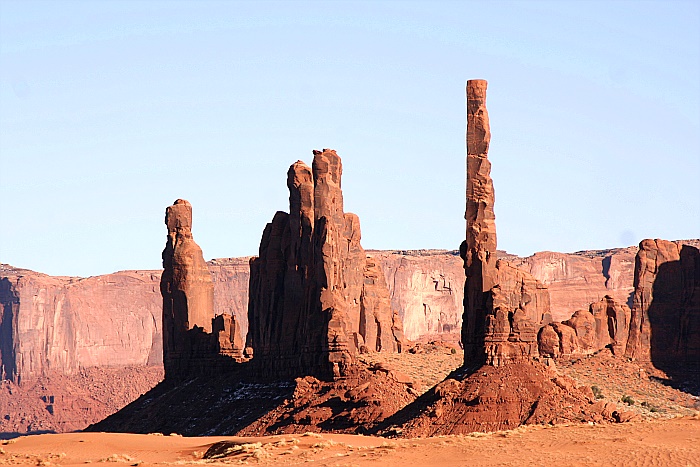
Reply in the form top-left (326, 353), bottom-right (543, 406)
top-left (504, 248), bottom-right (637, 322)
top-left (370, 251), bottom-right (464, 342)
top-left (0, 266), bottom-right (162, 384)
top-left (625, 239), bottom-right (700, 372)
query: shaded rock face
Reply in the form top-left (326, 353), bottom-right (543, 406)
top-left (161, 199), bottom-right (243, 380)
top-left (248, 150), bottom-right (403, 380)
top-left (461, 80), bottom-right (546, 366)
top-left (0, 266), bottom-right (162, 385)
top-left (625, 239), bottom-right (700, 373)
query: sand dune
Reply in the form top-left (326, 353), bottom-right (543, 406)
top-left (2, 416), bottom-right (698, 466)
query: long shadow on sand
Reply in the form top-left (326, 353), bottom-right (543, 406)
top-left (86, 368), bottom-right (295, 436)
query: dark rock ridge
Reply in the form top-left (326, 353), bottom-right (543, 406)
top-left (461, 79), bottom-right (549, 367)
top-left (247, 150), bottom-right (403, 380)
top-left (161, 199), bottom-right (244, 380)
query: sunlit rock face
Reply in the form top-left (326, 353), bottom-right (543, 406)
top-left (461, 80), bottom-right (549, 367)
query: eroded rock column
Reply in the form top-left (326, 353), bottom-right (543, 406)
top-left (161, 199), bottom-right (216, 379)
top-left (248, 150), bottom-right (403, 380)
top-left (462, 80), bottom-right (543, 366)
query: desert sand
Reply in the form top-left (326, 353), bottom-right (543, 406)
top-left (2, 415), bottom-right (698, 467)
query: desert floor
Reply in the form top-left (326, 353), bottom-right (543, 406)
top-left (2, 415), bottom-right (698, 467)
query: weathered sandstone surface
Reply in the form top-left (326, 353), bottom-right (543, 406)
top-left (0, 265), bottom-right (163, 384)
top-left (160, 199), bottom-right (245, 380)
top-left (369, 250), bottom-right (464, 342)
top-left (504, 247), bottom-right (637, 322)
top-left (247, 150), bottom-right (403, 380)
top-left (625, 239), bottom-right (700, 372)
top-left (461, 79), bottom-right (548, 367)
top-left (538, 295), bottom-right (631, 358)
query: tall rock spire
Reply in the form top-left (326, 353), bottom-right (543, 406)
top-left (161, 199), bottom-right (244, 379)
top-left (462, 80), bottom-right (545, 366)
top-left (462, 79), bottom-right (498, 363)
top-left (248, 149), bottom-right (404, 380)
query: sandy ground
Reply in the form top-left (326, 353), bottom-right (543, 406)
top-left (2, 416), bottom-right (698, 467)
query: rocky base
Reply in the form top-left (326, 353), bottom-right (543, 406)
top-left (86, 361), bottom-right (417, 437)
top-left (0, 366), bottom-right (163, 438)
top-left (375, 360), bottom-right (638, 438)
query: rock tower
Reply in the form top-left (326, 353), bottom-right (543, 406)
top-left (461, 80), bottom-right (546, 366)
top-left (161, 199), bottom-right (243, 380)
top-left (248, 149), bottom-right (403, 380)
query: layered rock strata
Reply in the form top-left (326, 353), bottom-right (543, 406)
top-left (161, 199), bottom-right (243, 380)
top-left (461, 79), bottom-right (546, 366)
top-left (0, 266), bottom-right (162, 384)
top-left (625, 239), bottom-right (700, 372)
top-left (247, 150), bottom-right (403, 380)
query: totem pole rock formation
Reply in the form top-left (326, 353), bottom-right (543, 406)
top-left (161, 199), bottom-right (243, 380)
top-left (248, 149), bottom-right (403, 380)
top-left (625, 239), bottom-right (700, 372)
top-left (461, 80), bottom-right (547, 366)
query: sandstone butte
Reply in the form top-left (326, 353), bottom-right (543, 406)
top-left (247, 150), bottom-right (403, 380)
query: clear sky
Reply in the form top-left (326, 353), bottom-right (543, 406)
top-left (1, 0), bottom-right (698, 277)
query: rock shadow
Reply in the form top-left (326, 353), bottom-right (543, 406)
top-left (648, 244), bottom-right (700, 395)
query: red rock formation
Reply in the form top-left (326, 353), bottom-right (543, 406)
top-left (161, 199), bottom-right (243, 379)
top-left (539, 296), bottom-right (630, 358)
top-left (0, 266), bottom-right (162, 384)
top-left (370, 250), bottom-right (464, 342)
top-left (462, 79), bottom-right (546, 366)
top-left (248, 150), bottom-right (403, 380)
top-left (505, 248), bottom-right (637, 322)
top-left (625, 239), bottom-right (700, 372)
top-left (589, 295), bottom-right (630, 356)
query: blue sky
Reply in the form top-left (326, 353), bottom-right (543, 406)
top-left (1, 0), bottom-right (698, 277)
